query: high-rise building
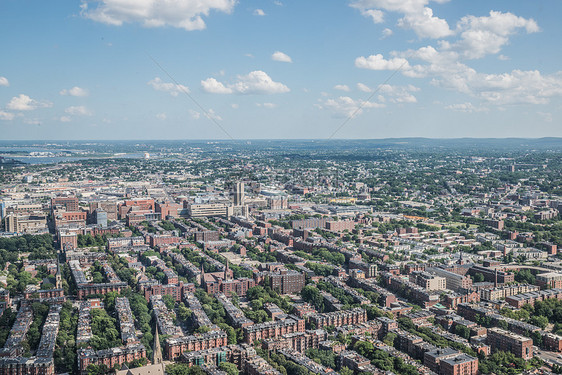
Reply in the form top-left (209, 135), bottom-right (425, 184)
top-left (234, 182), bottom-right (245, 206)
top-left (95, 209), bottom-right (108, 228)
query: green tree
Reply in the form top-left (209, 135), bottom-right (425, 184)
top-left (218, 362), bottom-right (238, 375)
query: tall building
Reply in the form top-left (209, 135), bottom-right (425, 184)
top-left (234, 182), bottom-right (245, 206)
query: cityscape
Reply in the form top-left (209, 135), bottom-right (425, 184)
top-left (0, 139), bottom-right (561, 375)
top-left (2, 1), bottom-right (562, 375)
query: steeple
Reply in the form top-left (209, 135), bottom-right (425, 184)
top-left (55, 250), bottom-right (62, 289)
top-left (225, 259), bottom-right (230, 281)
top-left (153, 322), bottom-right (163, 365)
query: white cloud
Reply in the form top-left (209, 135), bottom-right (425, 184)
top-left (190, 108), bottom-right (222, 121)
top-left (253, 9), bottom-right (266, 16)
top-left (256, 102), bottom-right (277, 108)
top-left (397, 7), bottom-right (453, 39)
top-left (397, 44), bottom-right (562, 105)
top-left (334, 84), bottom-right (350, 92)
top-left (201, 78), bottom-right (233, 94)
top-left (156, 113), bottom-right (167, 120)
top-left (381, 28), bottom-right (393, 38)
top-left (7, 94), bottom-right (52, 111)
top-left (148, 77), bottom-right (189, 96)
top-left (273, 1), bottom-right (283, 6)
top-left (451, 11), bottom-right (539, 59)
top-left (0, 77), bottom-right (9, 87)
top-left (378, 84), bottom-right (419, 103)
top-left (498, 54), bottom-right (510, 61)
top-left (361, 9), bottom-right (384, 23)
top-left (445, 102), bottom-right (488, 113)
top-left (357, 83), bottom-right (372, 92)
top-left (350, 0), bottom-right (452, 39)
top-left (65, 105), bottom-right (93, 116)
top-left (202, 71), bottom-right (289, 95)
top-left (60, 86), bottom-right (89, 97)
top-left (81, 0), bottom-right (236, 31)
top-left (271, 51), bottom-right (292, 63)
top-left (317, 96), bottom-right (385, 118)
top-left (231, 103), bottom-right (239, 109)
top-left (60, 116), bottom-right (72, 122)
top-left (207, 110), bottom-right (221, 121)
top-left (0, 111), bottom-right (14, 120)
top-left (355, 54), bottom-right (410, 70)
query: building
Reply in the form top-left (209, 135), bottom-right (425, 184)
top-left (243, 316), bottom-right (305, 344)
top-left (439, 354), bottom-right (478, 375)
top-left (187, 203), bottom-right (233, 218)
top-left (428, 267), bottom-right (473, 292)
top-left (269, 269), bottom-right (305, 295)
top-left (51, 196), bottom-right (79, 212)
top-left (505, 288), bottom-right (562, 308)
top-left (165, 331), bottom-right (228, 360)
top-left (487, 328), bottom-right (533, 360)
top-left (4, 213), bottom-right (47, 233)
top-left (308, 308), bottom-right (367, 329)
top-left (410, 271), bottom-right (446, 291)
top-left (234, 182), bottom-right (245, 206)
top-left (536, 272), bottom-right (562, 289)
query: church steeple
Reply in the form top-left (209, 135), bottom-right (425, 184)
top-left (225, 260), bottom-right (230, 281)
top-left (153, 322), bottom-right (163, 365)
top-left (55, 250), bottom-right (63, 289)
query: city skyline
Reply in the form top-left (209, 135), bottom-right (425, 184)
top-left (1, 0), bottom-right (561, 140)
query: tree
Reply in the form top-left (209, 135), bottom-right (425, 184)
top-left (162, 294), bottom-right (176, 310)
top-left (340, 367), bottom-right (354, 375)
top-left (473, 272), bottom-right (485, 283)
top-left (455, 325), bottom-right (471, 340)
top-left (218, 362), bottom-right (238, 375)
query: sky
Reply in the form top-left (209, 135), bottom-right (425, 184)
top-left (0, 0), bottom-right (561, 140)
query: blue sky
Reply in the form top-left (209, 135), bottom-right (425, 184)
top-left (0, 0), bottom-right (561, 140)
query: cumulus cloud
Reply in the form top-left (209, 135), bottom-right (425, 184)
top-left (0, 77), bottom-right (9, 87)
top-left (352, 7), bottom-right (554, 107)
top-left (7, 94), bottom-right (52, 111)
top-left (0, 111), bottom-right (14, 120)
top-left (350, 0), bottom-right (452, 39)
top-left (60, 86), bottom-right (89, 97)
top-left (447, 11), bottom-right (540, 59)
top-left (397, 7), bottom-right (453, 39)
top-left (271, 51), bottom-right (292, 63)
top-left (81, 0), bottom-right (236, 31)
top-left (201, 78), bottom-right (233, 94)
top-left (355, 54), bottom-right (410, 70)
top-left (253, 9), bottom-right (266, 16)
top-left (334, 84), bottom-right (351, 92)
top-left (378, 84), bottom-right (419, 103)
top-left (148, 77), bottom-right (189, 96)
top-left (201, 71), bottom-right (289, 95)
top-left (156, 113), bottom-right (167, 120)
top-left (317, 96), bottom-right (385, 118)
top-left (60, 116), bottom-right (72, 122)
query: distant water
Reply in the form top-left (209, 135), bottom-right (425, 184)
top-left (0, 147), bottom-right (144, 165)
